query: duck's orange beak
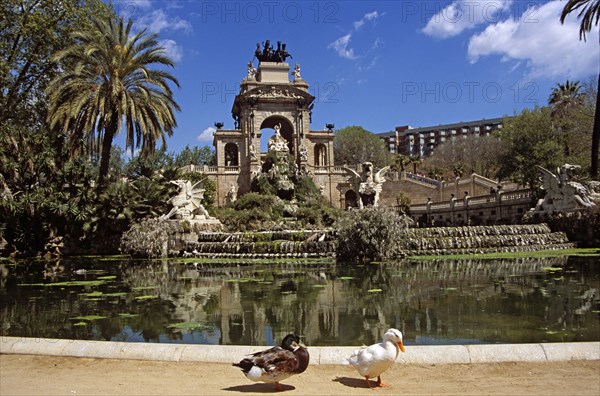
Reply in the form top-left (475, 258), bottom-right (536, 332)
top-left (398, 341), bottom-right (405, 352)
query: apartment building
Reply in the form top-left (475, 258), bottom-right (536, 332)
top-left (377, 117), bottom-right (506, 157)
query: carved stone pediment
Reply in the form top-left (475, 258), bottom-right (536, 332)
top-left (233, 85), bottom-right (314, 112)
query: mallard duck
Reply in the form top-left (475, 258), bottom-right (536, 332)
top-left (343, 328), bottom-right (405, 388)
top-left (233, 333), bottom-right (309, 391)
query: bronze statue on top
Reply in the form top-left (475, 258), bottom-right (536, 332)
top-left (255, 40), bottom-right (292, 63)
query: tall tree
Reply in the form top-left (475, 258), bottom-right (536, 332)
top-left (0, 0), bottom-right (109, 126)
top-left (561, 0), bottom-right (600, 177)
top-left (333, 126), bottom-right (392, 167)
top-left (548, 80), bottom-right (585, 157)
top-left (47, 16), bottom-right (181, 186)
top-left (496, 108), bottom-right (563, 189)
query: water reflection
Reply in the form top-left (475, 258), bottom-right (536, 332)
top-left (1, 256), bottom-right (598, 346)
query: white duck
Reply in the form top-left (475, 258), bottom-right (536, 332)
top-left (343, 328), bottom-right (405, 388)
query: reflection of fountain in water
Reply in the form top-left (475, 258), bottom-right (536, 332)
top-left (1, 256), bottom-right (598, 346)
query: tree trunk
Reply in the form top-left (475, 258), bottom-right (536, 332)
top-left (98, 122), bottom-right (116, 188)
top-left (592, 67), bottom-right (600, 178)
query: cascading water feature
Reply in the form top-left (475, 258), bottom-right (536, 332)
top-left (402, 224), bottom-right (574, 256)
top-left (177, 223), bottom-right (573, 258)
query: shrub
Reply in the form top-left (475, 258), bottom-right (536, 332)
top-left (335, 207), bottom-right (409, 261)
top-left (120, 218), bottom-right (179, 258)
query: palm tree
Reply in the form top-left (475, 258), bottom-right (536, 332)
top-left (548, 80), bottom-right (584, 157)
top-left (47, 16), bottom-right (180, 186)
top-left (561, 0), bottom-right (600, 177)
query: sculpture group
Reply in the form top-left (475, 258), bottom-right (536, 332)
top-left (532, 163), bottom-right (596, 215)
top-left (343, 162), bottom-right (390, 209)
top-left (254, 40), bottom-right (292, 63)
top-left (160, 179), bottom-right (212, 220)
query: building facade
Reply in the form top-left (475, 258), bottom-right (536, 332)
top-left (377, 117), bottom-right (506, 157)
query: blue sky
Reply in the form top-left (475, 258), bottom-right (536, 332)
top-left (111, 0), bottom-right (599, 154)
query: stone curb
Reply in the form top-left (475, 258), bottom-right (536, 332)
top-left (1, 337), bottom-right (598, 364)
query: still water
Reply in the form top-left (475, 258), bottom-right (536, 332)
top-left (1, 256), bottom-right (598, 346)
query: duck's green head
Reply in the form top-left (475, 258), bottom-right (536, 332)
top-left (281, 333), bottom-right (302, 351)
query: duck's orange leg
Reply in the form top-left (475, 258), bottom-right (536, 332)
top-left (364, 376), bottom-right (377, 389)
top-left (376, 376), bottom-right (390, 388)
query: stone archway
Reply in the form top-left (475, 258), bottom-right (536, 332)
top-left (224, 143), bottom-right (239, 166)
top-left (345, 190), bottom-right (358, 209)
top-left (314, 143), bottom-right (327, 166)
top-left (260, 116), bottom-right (295, 155)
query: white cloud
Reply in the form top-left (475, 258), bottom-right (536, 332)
top-left (467, 1), bottom-right (598, 78)
top-left (137, 9), bottom-right (192, 34)
top-left (353, 11), bottom-right (384, 30)
top-left (159, 39), bottom-right (183, 62)
top-left (328, 34), bottom-right (357, 59)
top-left (197, 127), bottom-right (216, 142)
top-left (422, 0), bottom-right (513, 38)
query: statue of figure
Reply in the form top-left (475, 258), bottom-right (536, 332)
top-left (254, 43), bottom-right (261, 60)
top-left (255, 40), bottom-right (291, 62)
top-left (531, 164), bottom-right (596, 215)
top-left (268, 123), bottom-right (289, 152)
top-left (299, 144), bottom-right (308, 161)
top-left (249, 143), bottom-right (257, 160)
top-left (278, 43), bottom-right (292, 62)
top-left (292, 64), bottom-right (302, 80)
top-left (342, 162), bottom-right (390, 209)
top-left (160, 179), bottom-right (211, 220)
top-left (226, 184), bottom-right (237, 205)
top-left (246, 61), bottom-right (256, 80)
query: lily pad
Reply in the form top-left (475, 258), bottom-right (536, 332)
top-left (97, 275), bottom-right (117, 280)
top-left (367, 288), bottom-right (383, 293)
top-left (71, 315), bottom-right (106, 321)
top-left (543, 267), bottom-right (563, 272)
top-left (132, 286), bottom-right (158, 291)
top-left (135, 295), bottom-right (158, 300)
top-left (313, 284), bottom-right (327, 288)
top-left (19, 280), bottom-right (107, 287)
top-left (118, 313), bottom-right (139, 318)
top-left (73, 322), bottom-right (88, 327)
top-left (166, 322), bottom-right (212, 331)
top-left (338, 276), bottom-right (354, 280)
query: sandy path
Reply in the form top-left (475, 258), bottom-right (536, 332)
top-left (1, 354), bottom-right (599, 395)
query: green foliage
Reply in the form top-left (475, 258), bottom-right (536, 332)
top-left (496, 108), bottom-right (564, 188)
top-left (333, 126), bottom-right (392, 168)
top-left (213, 193), bottom-right (280, 231)
top-left (0, 0), bottom-right (113, 128)
top-left (173, 145), bottom-right (215, 167)
top-left (120, 218), bottom-right (175, 258)
top-left (46, 14), bottom-right (181, 186)
top-left (334, 207), bottom-right (409, 261)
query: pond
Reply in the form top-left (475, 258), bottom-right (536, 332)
top-left (1, 255), bottom-right (599, 347)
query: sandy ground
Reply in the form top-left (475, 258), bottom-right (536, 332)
top-left (1, 354), bottom-right (599, 396)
